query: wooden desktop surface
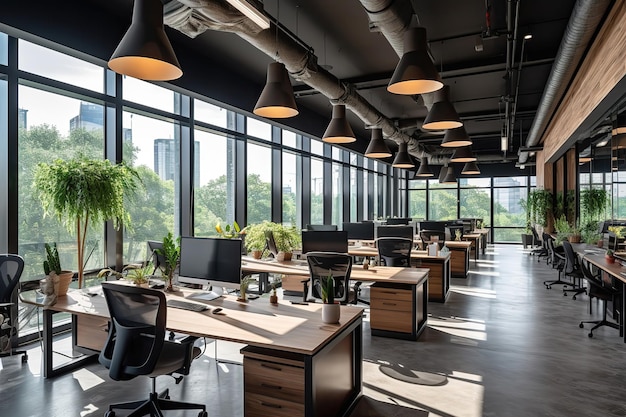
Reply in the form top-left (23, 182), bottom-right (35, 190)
top-left (242, 257), bottom-right (429, 285)
top-left (347, 246), bottom-right (450, 261)
top-left (21, 285), bottom-right (363, 356)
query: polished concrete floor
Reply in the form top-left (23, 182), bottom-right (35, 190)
top-left (1, 244), bottom-right (626, 417)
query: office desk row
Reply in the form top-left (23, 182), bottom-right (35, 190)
top-left (21, 285), bottom-right (364, 417)
top-left (242, 259), bottom-right (429, 340)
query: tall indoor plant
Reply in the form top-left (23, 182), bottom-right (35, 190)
top-left (34, 157), bottom-right (141, 288)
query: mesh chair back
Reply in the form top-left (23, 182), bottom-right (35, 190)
top-left (562, 241), bottom-right (580, 275)
top-left (580, 257), bottom-right (612, 300)
top-left (0, 254), bottom-right (25, 304)
top-left (99, 283), bottom-right (166, 380)
top-left (377, 237), bottom-right (413, 267)
top-left (306, 252), bottom-right (352, 304)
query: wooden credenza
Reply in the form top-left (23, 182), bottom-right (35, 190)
top-left (370, 281), bottom-right (427, 340)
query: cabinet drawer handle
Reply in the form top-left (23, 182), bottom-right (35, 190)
top-left (380, 291), bottom-right (397, 295)
top-left (382, 302), bottom-right (396, 306)
top-left (260, 363), bottom-right (282, 371)
top-left (261, 402), bottom-right (282, 409)
top-left (261, 383), bottom-right (282, 390)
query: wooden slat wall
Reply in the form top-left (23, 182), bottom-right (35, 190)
top-left (556, 158), bottom-right (564, 194)
top-left (566, 149), bottom-right (578, 221)
top-left (536, 151), bottom-right (545, 187)
top-left (543, 0), bottom-right (626, 162)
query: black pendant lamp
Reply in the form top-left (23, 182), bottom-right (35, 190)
top-left (387, 27), bottom-right (443, 95)
top-left (109, 0), bottom-right (183, 81)
top-left (461, 161), bottom-right (480, 175)
top-left (422, 85), bottom-right (462, 130)
top-left (442, 165), bottom-right (457, 183)
top-left (392, 142), bottom-right (415, 169)
top-left (415, 157), bottom-right (434, 177)
top-left (254, 62), bottom-right (299, 118)
top-left (441, 126), bottom-right (472, 147)
top-left (323, 104), bottom-right (356, 143)
top-left (364, 128), bottom-right (392, 158)
top-left (450, 146), bottom-right (476, 163)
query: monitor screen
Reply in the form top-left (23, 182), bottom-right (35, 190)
top-left (342, 222), bottom-right (375, 240)
top-left (301, 231), bottom-right (348, 254)
top-left (306, 224), bottom-right (338, 231)
top-left (386, 217), bottom-right (411, 225)
top-left (376, 225), bottom-right (414, 240)
top-left (178, 237), bottom-right (242, 298)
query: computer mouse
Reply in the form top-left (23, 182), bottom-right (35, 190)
top-left (212, 307), bottom-right (223, 314)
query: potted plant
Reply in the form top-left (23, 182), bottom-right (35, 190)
top-left (34, 157), bottom-right (141, 288)
top-left (215, 221), bottom-right (242, 239)
top-left (126, 263), bottom-right (152, 287)
top-left (242, 223), bottom-right (268, 259)
top-left (238, 275), bottom-right (256, 302)
top-left (156, 232), bottom-right (180, 292)
top-left (320, 272), bottom-right (340, 324)
top-left (606, 249), bottom-right (615, 264)
top-left (43, 242), bottom-right (74, 297)
top-left (269, 222), bottom-right (301, 261)
top-left (554, 214), bottom-right (572, 244)
top-left (269, 283), bottom-right (278, 304)
top-left (519, 197), bottom-right (534, 247)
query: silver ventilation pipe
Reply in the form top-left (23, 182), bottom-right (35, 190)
top-left (518, 0), bottom-right (612, 164)
top-left (164, 0), bottom-right (450, 163)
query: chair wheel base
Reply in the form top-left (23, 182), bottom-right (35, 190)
top-left (198, 412), bottom-right (208, 417)
top-left (579, 323), bottom-right (584, 328)
top-left (588, 332), bottom-right (593, 338)
top-left (104, 411), bottom-right (115, 417)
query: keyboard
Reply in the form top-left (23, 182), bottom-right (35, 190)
top-left (167, 299), bottom-right (209, 312)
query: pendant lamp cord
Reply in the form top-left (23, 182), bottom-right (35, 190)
top-left (275, 0), bottom-right (280, 61)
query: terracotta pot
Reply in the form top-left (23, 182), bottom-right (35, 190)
top-left (322, 302), bottom-right (340, 324)
top-left (276, 251), bottom-right (293, 262)
top-left (597, 240), bottom-right (604, 248)
top-left (56, 271), bottom-right (74, 296)
top-left (606, 255), bottom-right (615, 264)
top-left (269, 294), bottom-right (278, 304)
top-left (252, 250), bottom-right (263, 259)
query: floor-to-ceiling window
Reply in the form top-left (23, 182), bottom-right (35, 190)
top-left (408, 179), bottom-right (427, 220)
top-left (492, 176), bottom-right (526, 242)
top-left (282, 150), bottom-right (299, 226)
top-left (310, 157), bottom-right (324, 224)
top-left (460, 177), bottom-right (491, 225)
top-left (246, 141), bottom-right (272, 224)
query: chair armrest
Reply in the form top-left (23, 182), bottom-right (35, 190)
top-left (0, 302), bottom-right (14, 308)
top-left (175, 336), bottom-right (200, 376)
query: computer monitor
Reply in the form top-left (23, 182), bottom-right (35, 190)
top-left (342, 222), bottom-right (375, 240)
top-left (147, 240), bottom-right (164, 272)
top-left (386, 217), bottom-right (411, 225)
top-left (376, 225), bottom-right (414, 240)
top-left (178, 237), bottom-right (242, 300)
top-left (306, 224), bottom-right (338, 231)
top-left (301, 231), bottom-right (348, 254)
top-left (265, 231), bottom-right (279, 257)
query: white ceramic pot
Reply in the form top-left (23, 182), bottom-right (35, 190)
top-left (322, 303), bottom-right (340, 324)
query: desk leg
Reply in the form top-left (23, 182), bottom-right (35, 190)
top-left (42, 310), bottom-right (98, 378)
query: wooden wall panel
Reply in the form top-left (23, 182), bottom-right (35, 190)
top-left (536, 151), bottom-right (545, 187)
top-left (556, 158), bottom-right (564, 194)
top-left (543, 0), bottom-right (626, 162)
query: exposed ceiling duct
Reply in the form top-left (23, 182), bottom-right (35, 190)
top-left (164, 0), bottom-right (450, 163)
top-left (518, 0), bottom-right (612, 164)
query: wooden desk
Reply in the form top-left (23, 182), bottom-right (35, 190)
top-left (463, 233), bottom-right (482, 261)
top-left (21, 286), bottom-right (363, 417)
top-left (347, 246), bottom-right (449, 302)
top-left (243, 259), bottom-right (429, 340)
top-left (444, 241), bottom-right (472, 278)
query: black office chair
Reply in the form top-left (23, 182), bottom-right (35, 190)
top-left (543, 236), bottom-right (567, 289)
top-left (579, 258), bottom-right (622, 338)
top-left (561, 240), bottom-right (587, 299)
top-left (420, 230), bottom-right (446, 250)
top-left (0, 254), bottom-right (28, 363)
top-left (99, 283), bottom-right (207, 417)
top-left (305, 252), bottom-right (352, 304)
top-left (530, 227), bottom-right (548, 258)
top-left (147, 240), bottom-right (165, 275)
top-left (377, 237), bottom-right (413, 267)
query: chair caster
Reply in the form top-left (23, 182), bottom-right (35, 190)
top-left (573, 295), bottom-right (577, 300)
top-left (546, 285), bottom-right (551, 289)
top-left (198, 412), bottom-right (208, 417)
top-left (588, 332), bottom-right (593, 338)
top-left (579, 323), bottom-right (584, 328)
top-left (563, 292), bottom-right (567, 296)
top-left (104, 411), bottom-right (115, 417)
top-left (21, 354), bottom-right (28, 363)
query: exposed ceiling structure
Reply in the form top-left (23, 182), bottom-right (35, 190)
top-left (90, 0), bottom-right (607, 170)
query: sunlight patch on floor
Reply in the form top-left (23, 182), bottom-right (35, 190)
top-left (363, 360), bottom-right (484, 417)
top-left (72, 368), bottom-right (105, 391)
top-left (450, 286), bottom-right (497, 298)
top-left (428, 316), bottom-right (487, 341)
top-left (467, 270), bottom-right (500, 277)
top-left (80, 403), bottom-right (99, 416)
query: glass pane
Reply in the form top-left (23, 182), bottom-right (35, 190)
top-left (494, 227), bottom-right (525, 243)
top-left (363, 170), bottom-right (369, 219)
top-left (123, 111), bottom-right (178, 263)
top-left (283, 151), bottom-right (300, 227)
top-left (0, 32), bottom-right (7, 66)
top-left (350, 152), bottom-right (358, 165)
top-left (194, 129), bottom-right (235, 236)
top-left (247, 117), bottom-right (271, 141)
top-left (350, 167), bottom-right (357, 222)
top-left (123, 77), bottom-right (175, 113)
top-left (373, 173), bottom-right (379, 219)
top-left (18, 86), bottom-right (105, 279)
top-left (493, 176), bottom-right (525, 187)
top-left (409, 190), bottom-right (426, 220)
top-left (408, 179), bottom-right (427, 189)
top-left (460, 177), bottom-right (491, 187)
top-left (460, 188), bottom-right (491, 226)
top-left (310, 158), bottom-right (324, 224)
top-left (429, 189), bottom-right (457, 220)
top-left (247, 142), bottom-right (272, 224)
top-left (195, 99), bottom-right (228, 128)
top-left (332, 162), bottom-right (342, 226)
top-left (614, 183), bottom-right (626, 219)
top-left (283, 130), bottom-right (296, 148)
top-left (311, 139), bottom-right (324, 156)
top-left (18, 40), bottom-right (104, 93)
top-left (493, 188), bottom-right (527, 227)
top-left (332, 147), bottom-right (342, 161)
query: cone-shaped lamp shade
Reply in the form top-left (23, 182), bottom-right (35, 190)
top-left (364, 128), bottom-right (392, 158)
top-left (322, 104), bottom-right (356, 143)
top-left (450, 146), bottom-right (476, 162)
top-left (461, 161), bottom-right (480, 175)
top-left (415, 158), bottom-right (434, 177)
top-left (438, 165), bottom-right (448, 183)
top-left (392, 142), bottom-right (415, 168)
top-left (441, 126), bottom-right (472, 147)
top-left (442, 166), bottom-right (457, 183)
top-left (109, 0), bottom-right (182, 81)
top-left (422, 85), bottom-right (462, 130)
top-left (254, 62), bottom-right (299, 118)
top-left (387, 27), bottom-right (443, 95)
top-left (613, 113), bottom-right (626, 136)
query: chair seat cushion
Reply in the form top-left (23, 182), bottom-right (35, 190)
top-left (148, 341), bottom-right (194, 377)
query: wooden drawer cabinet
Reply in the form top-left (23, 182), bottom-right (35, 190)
top-left (370, 282), bottom-right (426, 340)
top-left (243, 352), bottom-right (305, 417)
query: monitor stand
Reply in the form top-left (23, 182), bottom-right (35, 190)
top-left (187, 285), bottom-right (224, 301)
